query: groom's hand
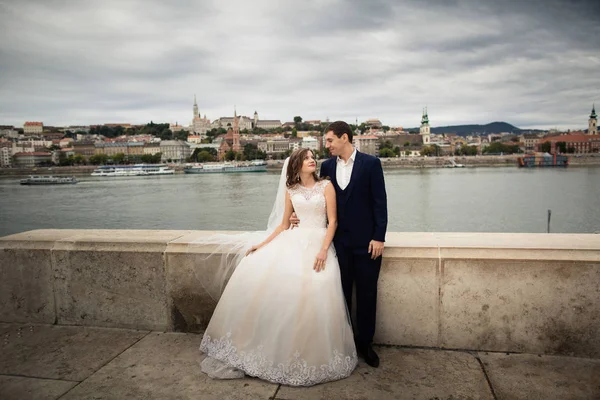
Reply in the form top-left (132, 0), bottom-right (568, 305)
top-left (289, 212), bottom-right (300, 229)
top-left (368, 240), bottom-right (384, 260)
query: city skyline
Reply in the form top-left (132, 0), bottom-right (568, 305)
top-left (0, 0), bottom-right (599, 130)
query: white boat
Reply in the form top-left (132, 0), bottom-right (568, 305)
top-left (20, 175), bottom-right (78, 185)
top-left (91, 164), bottom-right (174, 177)
top-left (445, 159), bottom-right (465, 168)
top-left (184, 160), bottom-right (267, 174)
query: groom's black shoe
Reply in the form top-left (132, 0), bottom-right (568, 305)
top-left (357, 344), bottom-right (380, 368)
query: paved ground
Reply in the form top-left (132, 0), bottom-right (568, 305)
top-left (1, 323), bottom-right (598, 400)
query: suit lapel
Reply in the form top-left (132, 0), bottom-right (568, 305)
top-left (344, 150), bottom-right (363, 199)
top-left (328, 158), bottom-right (340, 189)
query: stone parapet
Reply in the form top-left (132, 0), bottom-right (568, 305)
top-left (1, 230), bottom-right (598, 358)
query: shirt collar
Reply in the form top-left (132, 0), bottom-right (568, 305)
top-left (337, 148), bottom-right (357, 165)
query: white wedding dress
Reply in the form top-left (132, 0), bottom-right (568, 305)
top-left (199, 179), bottom-right (358, 386)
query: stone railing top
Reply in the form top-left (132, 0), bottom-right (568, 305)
top-left (1, 229), bottom-right (599, 261)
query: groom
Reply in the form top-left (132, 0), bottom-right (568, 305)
top-left (293, 121), bottom-right (388, 367)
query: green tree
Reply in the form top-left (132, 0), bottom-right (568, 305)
top-left (421, 145), bottom-right (435, 156)
top-left (243, 143), bottom-right (266, 160)
top-left (113, 126), bottom-right (125, 137)
top-left (378, 148), bottom-right (395, 158)
top-left (89, 154), bottom-right (109, 165)
top-left (461, 145), bottom-right (478, 156)
top-left (293, 116), bottom-right (303, 125)
top-left (72, 154), bottom-right (85, 165)
top-left (358, 123), bottom-right (368, 134)
top-left (291, 127), bottom-right (297, 138)
top-left (152, 153), bottom-right (162, 163)
top-left (112, 153), bottom-right (126, 164)
top-left (379, 140), bottom-right (394, 150)
top-left (484, 142), bottom-right (520, 155)
top-left (197, 151), bottom-right (214, 162)
top-left (173, 130), bottom-right (189, 141)
top-left (556, 141), bottom-right (567, 153)
top-left (191, 147), bottom-right (217, 161)
top-left (382, 126), bottom-right (390, 132)
top-left (540, 142), bottom-right (551, 153)
top-left (403, 141), bottom-right (411, 147)
top-left (225, 150), bottom-right (237, 161)
top-left (140, 154), bottom-right (155, 163)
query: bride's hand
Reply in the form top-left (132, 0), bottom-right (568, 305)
top-left (313, 249), bottom-right (327, 272)
top-left (245, 245), bottom-right (260, 256)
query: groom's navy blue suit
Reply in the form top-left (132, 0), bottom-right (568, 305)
top-left (320, 150), bottom-right (388, 347)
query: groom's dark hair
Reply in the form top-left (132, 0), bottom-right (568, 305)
top-left (326, 121), bottom-right (353, 143)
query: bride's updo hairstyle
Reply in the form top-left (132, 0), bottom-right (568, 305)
top-left (286, 148), bottom-right (323, 188)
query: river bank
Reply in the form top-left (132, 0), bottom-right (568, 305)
top-left (1, 154), bottom-right (599, 176)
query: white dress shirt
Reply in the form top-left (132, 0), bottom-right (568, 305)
top-left (336, 148), bottom-right (357, 190)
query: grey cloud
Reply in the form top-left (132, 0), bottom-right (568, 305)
top-left (0, 0), bottom-right (598, 129)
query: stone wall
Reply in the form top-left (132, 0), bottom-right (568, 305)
top-left (1, 229), bottom-right (598, 358)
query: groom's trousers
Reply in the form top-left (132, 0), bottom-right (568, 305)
top-left (334, 242), bottom-right (382, 347)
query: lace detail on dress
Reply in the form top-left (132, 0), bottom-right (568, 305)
top-left (200, 331), bottom-right (358, 386)
top-left (287, 180), bottom-right (330, 229)
top-left (287, 179), bottom-right (329, 201)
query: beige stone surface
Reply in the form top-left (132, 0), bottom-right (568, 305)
top-left (479, 352), bottom-right (600, 400)
top-left (0, 375), bottom-right (77, 400)
top-left (375, 258), bottom-right (439, 347)
top-left (0, 323), bottom-right (17, 335)
top-left (0, 229), bottom-right (80, 246)
top-left (277, 346), bottom-right (493, 400)
top-left (0, 324), bottom-right (148, 381)
top-left (51, 231), bottom-right (184, 331)
top-left (440, 260), bottom-right (600, 358)
top-left (0, 247), bottom-right (55, 324)
top-left (61, 332), bottom-right (278, 400)
top-left (2, 229), bottom-right (600, 359)
top-left (165, 252), bottom-right (220, 333)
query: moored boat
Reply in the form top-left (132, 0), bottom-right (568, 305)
top-left (20, 176), bottom-right (78, 185)
top-left (91, 164), bottom-right (174, 177)
top-left (184, 160), bottom-right (267, 174)
top-left (517, 153), bottom-right (569, 167)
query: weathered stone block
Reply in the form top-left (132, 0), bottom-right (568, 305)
top-left (51, 230), bottom-right (189, 331)
top-left (479, 352), bottom-right (600, 400)
top-left (60, 332), bottom-right (278, 400)
top-left (375, 255), bottom-right (439, 347)
top-left (0, 244), bottom-right (55, 324)
top-left (440, 259), bottom-right (600, 357)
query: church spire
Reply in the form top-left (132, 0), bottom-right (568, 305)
top-left (589, 103), bottom-right (598, 135)
top-left (193, 95), bottom-right (199, 119)
top-left (421, 106), bottom-right (429, 125)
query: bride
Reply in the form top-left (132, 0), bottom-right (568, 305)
top-left (198, 148), bottom-right (357, 386)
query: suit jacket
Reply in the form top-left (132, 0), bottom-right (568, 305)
top-left (320, 151), bottom-right (388, 248)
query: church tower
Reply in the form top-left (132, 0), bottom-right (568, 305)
top-left (420, 107), bottom-right (431, 145)
top-left (589, 104), bottom-right (597, 135)
top-left (232, 107), bottom-right (241, 152)
top-left (253, 111), bottom-right (258, 129)
top-left (193, 95), bottom-right (199, 118)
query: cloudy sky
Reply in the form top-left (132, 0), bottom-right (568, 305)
top-left (0, 0), bottom-right (599, 130)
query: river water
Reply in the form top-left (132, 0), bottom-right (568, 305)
top-left (1, 166), bottom-right (599, 237)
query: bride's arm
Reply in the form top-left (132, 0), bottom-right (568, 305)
top-left (314, 182), bottom-right (337, 271)
top-left (246, 191), bottom-right (294, 255)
